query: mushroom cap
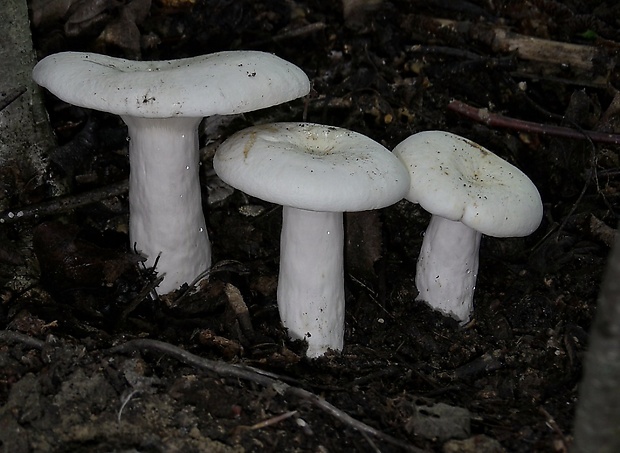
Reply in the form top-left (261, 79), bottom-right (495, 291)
top-left (32, 51), bottom-right (310, 118)
top-left (214, 122), bottom-right (410, 212)
top-left (394, 130), bottom-right (543, 237)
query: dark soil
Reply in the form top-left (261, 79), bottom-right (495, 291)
top-left (2, 0), bottom-right (619, 451)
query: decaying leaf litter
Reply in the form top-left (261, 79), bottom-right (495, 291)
top-left (1, 0), bottom-right (619, 451)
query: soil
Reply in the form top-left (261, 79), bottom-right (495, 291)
top-left (1, 0), bottom-right (620, 452)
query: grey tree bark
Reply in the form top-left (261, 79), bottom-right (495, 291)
top-left (573, 229), bottom-right (620, 452)
top-left (0, 0), bottom-right (67, 295)
top-left (0, 0), bottom-right (64, 211)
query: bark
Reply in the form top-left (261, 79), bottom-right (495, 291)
top-left (573, 227), bottom-right (620, 452)
top-left (0, 0), bottom-right (64, 209)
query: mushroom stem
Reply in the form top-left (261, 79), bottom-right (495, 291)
top-left (415, 215), bottom-right (481, 323)
top-left (278, 206), bottom-right (345, 357)
top-left (123, 116), bottom-right (211, 294)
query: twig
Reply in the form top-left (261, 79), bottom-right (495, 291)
top-left (117, 275), bottom-right (164, 325)
top-left (539, 406), bottom-right (568, 447)
top-left (0, 180), bottom-right (129, 224)
top-left (349, 273), bottom-right (394, 321)
top-left (426, 17), bottom-right (616, 87)
top-left (409, 44), bottom-right (483, 61)
top-left (168, 259), bottom-right (247, 307)
top-left (360, 429), bottom-right (382, 453)
top-left (225, 283), bottom-right (255, 340)
top-left (247, 410), bottom-right (298, 431)
top-left (0, 330), bottom-right (46, 349)
top-left (590, 215), bottom-right (617, 247)
top-left (447, 100), bottom-right (620, 145)
top-left (118, 389), bottom-right (141, 424)
top-left (249, 22), bottom-right (326, 47)
top-left (109, 338), bottom-right (426, 452)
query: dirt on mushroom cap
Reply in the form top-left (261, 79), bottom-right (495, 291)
top-left (394, 131), bottom-right (543, 237)
top-left (32, 51), bottom-right (310, 118)
top-left (214, 122), bottom-right (410, 212)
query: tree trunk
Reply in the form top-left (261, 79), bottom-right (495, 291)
top-left (0, 0), bottom-right (64, 209)
top-left (573, 228), bottom-right (620, 452)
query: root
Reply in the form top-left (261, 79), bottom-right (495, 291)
top-left (109, 338), bottom-right (427, 452)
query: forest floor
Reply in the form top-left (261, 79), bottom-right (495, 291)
top-left (1, 0), bottom-right (620, 451)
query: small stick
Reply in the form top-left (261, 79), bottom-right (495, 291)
top-left (117, 275), bottom-right (164, 325)
top-left (247, 410), bottom-right (298, 431)
top-left (109, 338), bottom-right (426, 452)
top-left (225, 283), bottom-right (255, 339)
top-left (0, 180), bottom-right (129, 225)
top-left (117, 389), bottom-right (141, 424)
top-left (539, 406), bottom-right (568, 446)
top-left (429, 17), bottom-right (614, 74)
top-left (447, 99), bottom-right (620, 145)
top-left (0, 330), bottom-right (46, 349)
top-left (168, 260), bottom-right (246, 307)
top-left (590, 215), bottom-right (617, 247)
top-left (249, 22), bottom-right (326, 47)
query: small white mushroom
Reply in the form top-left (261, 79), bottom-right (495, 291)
top-left (393, 131), bottom-right (543, 323)
top-left (214, 122), bottom-right (409, 357)
top-left (33, 51), bottom-right (310, 294)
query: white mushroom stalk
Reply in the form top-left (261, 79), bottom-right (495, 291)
top-left (123, 116), bottom-right (208, 292)
top-left (279, 208), bottom-right (345, 355)
top-left (394, 131), bottom-right (543, 323)
top-left (214, 122), bottom-right (409, 357)
top-left (33, 51), bottom-right (310, 294)
top-left (415, 216), bottom-right (481, 322)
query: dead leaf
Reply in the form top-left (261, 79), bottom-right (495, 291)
top-left (64, 0), bottom-right (120, 37)
top-left (30, 0), bottom-right (76, 27)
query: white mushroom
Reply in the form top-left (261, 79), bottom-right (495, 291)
top-left (214, 122), bottom-right (409, 357)
top-left (393, 131), bottom-right (543, 323)
top-left (33, 51), bottom-right (310, 294)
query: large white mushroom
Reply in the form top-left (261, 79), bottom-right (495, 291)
top-left (393, 131), bottom-right (543, 323)
top-left (214, 122), bottom-right (409, 357)
top-left (33, 51), bottom-right (310, 294)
